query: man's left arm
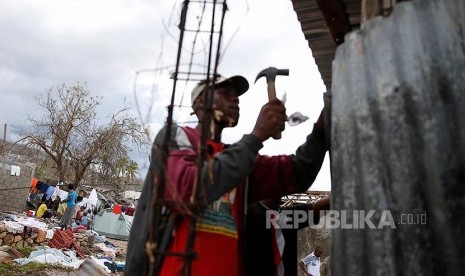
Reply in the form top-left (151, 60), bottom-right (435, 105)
top-left (247, 110), bottom-right (327, 202)
top-left (292, 110), bottom-right (327, 192)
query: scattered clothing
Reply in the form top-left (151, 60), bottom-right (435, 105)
top-left (72, 225), bottom-right (88, 233)
top-left (3, 221), bottom-right (24, 234)
top-left (93, 243), bottom-right (117, 259)
top-left (72, 258), bottom-right (110, 275)
top-left (16, 217), bottom-right (48, 230)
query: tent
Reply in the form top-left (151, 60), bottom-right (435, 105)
top-left (93, 208), bottom-right (133, 241)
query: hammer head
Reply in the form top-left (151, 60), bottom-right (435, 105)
top-left (254, 67), bottom-right (289, 83)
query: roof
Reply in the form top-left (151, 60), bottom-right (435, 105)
top-left (291, 0), bottom-right (361, 91)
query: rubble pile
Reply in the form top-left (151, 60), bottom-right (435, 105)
top-left (0, 222), bottom-right (49, 248)
top-left (0, 212), bottom-right (127, 274)
top-left (73, 232), bottom-right (93, 253)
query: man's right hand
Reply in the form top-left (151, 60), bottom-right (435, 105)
top-left (252, 99), bottom-right (287, 142)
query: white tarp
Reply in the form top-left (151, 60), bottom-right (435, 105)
top-left (14, 246), bottom-right (84, 269)
top-left (122, 190), bottom-right (141, 200)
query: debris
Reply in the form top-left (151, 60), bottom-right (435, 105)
top-left (14, 246), bottom-right (84, 269)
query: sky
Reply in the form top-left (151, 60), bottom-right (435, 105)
top-left (0, 0), bottom-right (331, 191)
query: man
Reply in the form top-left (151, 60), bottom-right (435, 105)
top-left (36, 199), bottom-right (52, 219)
top-left (245, 197), bottom-right (330, 276)
top-left (125, 74), bottom-right (327, 275)
top-left (300, 246), bottom-right (323, 276)
top-left (60, 184), bottom-right (77, 229)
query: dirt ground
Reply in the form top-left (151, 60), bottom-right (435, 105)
top-left (106, 238), bottom-right (128, 261)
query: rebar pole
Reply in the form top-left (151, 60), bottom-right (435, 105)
top-left (148, 0), bottom-right (190, 275)
top-left (183, 1), bottom-right (228, 275)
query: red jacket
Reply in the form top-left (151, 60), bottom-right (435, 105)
top-left (125, 124), bottom-right (326, 275)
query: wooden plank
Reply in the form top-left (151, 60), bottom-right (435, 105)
top-left (314, 0), bottom-right (352, 45)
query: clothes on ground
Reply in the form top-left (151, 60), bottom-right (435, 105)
top-left (72, 225), bottom-right (88, 233)
top-left (125, 123), bottom-right (327, 275)
top-left (3, 221), bottom-right (24, 234)
top-left (15, 217), bottom-right (48, 230)
top-left (94, 243), bottom-right (117, 259)
top-left (302, 252), bottom-right (321, 276)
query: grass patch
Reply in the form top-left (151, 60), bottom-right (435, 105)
top-left (15, 246), bottom-right (35, 257)
top-left (0, 262), bottom-right (73, 276)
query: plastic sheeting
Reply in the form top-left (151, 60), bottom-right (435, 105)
top-left (14, 246), bottom-right (84, 269)
top-left (331, 0), bottom-right (465, 275)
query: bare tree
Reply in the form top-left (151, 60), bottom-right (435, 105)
top-left (21, 83), bottom-right (149, 187)
top-left (93, 136), bottom-right (141, 189)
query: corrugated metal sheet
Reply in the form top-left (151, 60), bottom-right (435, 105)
top-left (331, 0), bottom-right (465, 275)
top-left (292, 0), bottom-right (361, 91)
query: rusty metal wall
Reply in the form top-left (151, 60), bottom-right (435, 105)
top-left (331, 0), bottom-right (465, 275)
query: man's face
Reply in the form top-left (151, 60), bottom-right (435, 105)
top-left (212, 83), bottom-right (240, 127)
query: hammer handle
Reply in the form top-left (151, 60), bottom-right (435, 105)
top-left (267, 80), bottom-right (282, 139)
top-left (267, 80), bottom-right (277, 100)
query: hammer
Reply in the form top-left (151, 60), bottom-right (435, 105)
top-left (255, 67), bottom-right (289, 139)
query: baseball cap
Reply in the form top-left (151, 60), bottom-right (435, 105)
top-left (190, 75), bottom-right (249, 106)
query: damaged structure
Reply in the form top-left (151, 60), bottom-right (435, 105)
top-left (0, 157), bottom-right (35, 213)
top-left (291, 0), bottom-right (465, 275)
